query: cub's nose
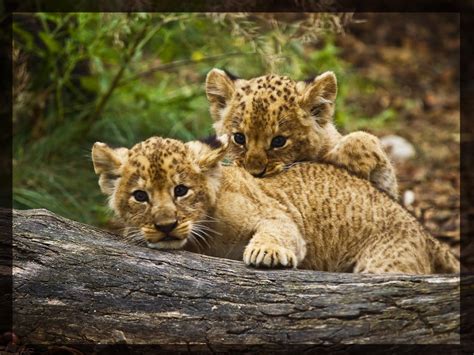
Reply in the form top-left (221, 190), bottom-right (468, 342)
top-left (247, 165), bottom-right (266, 177)
top-left (245, 156), bottom-right (268, 177)
top-left (154, 221), bottom-right (178, 234)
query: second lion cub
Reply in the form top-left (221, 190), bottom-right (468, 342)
top-left (205, 69), bottom-right (398, 198)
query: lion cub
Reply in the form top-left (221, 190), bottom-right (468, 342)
top-left (91, 136), bottom-right (458, 274)
top-left (205, 69), bottom-right (398, 199)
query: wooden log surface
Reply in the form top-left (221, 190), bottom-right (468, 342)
top-left (9, 208), bottom-right (463, 350)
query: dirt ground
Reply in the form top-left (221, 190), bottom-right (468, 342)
top-left (336, 13), bottom-right (464, 269)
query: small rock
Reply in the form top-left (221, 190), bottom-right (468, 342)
top-left (403, 190), bottom-right (415, 207)
top-left (380, 135), bottom-right (416, 162)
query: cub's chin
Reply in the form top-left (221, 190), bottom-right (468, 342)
top-left (146, 238), bottom-right (188, 250)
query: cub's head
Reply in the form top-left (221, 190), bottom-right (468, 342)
top-left (205, 69), bottom-right (337, 177)
top-left (91, 136), bottom-right (228, 250)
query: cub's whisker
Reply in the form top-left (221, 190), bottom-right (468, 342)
top-left (193, 231), bottom-right (211, 249)
top-left (189, 233), bottom-right (204, 252)
top-left (191, 224), bottom-right (214, 249)
top-left (193, 221), bottom-right (222, 236)
top-left (202, 213), bottom-right (220, 222)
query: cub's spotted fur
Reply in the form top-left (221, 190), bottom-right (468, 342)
top-left (92, 136), bottom-right (458, 274)
top-left (205, 69), bottom-right (398, 198)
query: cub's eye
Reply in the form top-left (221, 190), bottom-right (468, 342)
top-left (233, 132), bottom-right (246, 146)
top-left (133, 190), bottom-right (148, 202)
top-left (174, 184), bottom-right (189, 197)
top-left (271, 136), bottom-right (287, 148)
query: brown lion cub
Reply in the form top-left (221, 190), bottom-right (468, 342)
top-left (205, 69), bottom-right (398, 199)
top-left (91, 136), bottom-right (458, 274)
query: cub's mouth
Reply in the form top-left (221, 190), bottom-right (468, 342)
top-left (142, 227), bottom-right (189, 250)
top-left (146, 238), bottom-right (187, 250)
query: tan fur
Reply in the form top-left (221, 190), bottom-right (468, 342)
top-left (91, 137), bottom-right (459, 274)
top-left (205, 69), bottom-right (398, 199)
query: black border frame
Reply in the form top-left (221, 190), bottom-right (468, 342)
top-left (3, 1), bottom-right (473, 353)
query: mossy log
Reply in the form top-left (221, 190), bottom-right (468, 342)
top-left (9, 209), bottom-right (462, 351)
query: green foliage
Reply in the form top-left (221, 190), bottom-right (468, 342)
top-left (13, 13), bottom-right (397, 226)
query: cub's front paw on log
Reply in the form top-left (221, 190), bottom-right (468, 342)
top-left (243, 241), bottom-right (298, 268)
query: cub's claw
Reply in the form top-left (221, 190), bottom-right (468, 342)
top-left (243, 242), bottom-right (298, 268)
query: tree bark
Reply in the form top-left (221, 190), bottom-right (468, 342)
top-left (10, 208), bottom-right (462, 350)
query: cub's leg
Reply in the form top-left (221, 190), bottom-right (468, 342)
top-left (353, 238), bottom-right (431, 274)
top-left (243, 217), bottom-right (307, 269)
top-left (323, 131), bottom-right (398, 199)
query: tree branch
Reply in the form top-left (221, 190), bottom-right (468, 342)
top-left (11, 208), bottom-right (462, 349)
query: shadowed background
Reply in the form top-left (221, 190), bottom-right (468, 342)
top-left (12, 13), bottom-right (462, 267)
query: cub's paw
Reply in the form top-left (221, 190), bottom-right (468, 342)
top-left (243, 242), bottom-right (298, 268)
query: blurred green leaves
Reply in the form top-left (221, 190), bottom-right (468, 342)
top-left (38, 31), bottom-right (60, 53)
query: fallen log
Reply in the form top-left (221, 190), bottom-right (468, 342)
top-left (9, 208), bottom-right (461, 350)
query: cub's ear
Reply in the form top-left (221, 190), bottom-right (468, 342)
top-left (186, 135), bottom-right (229, 172)
top-left (298, 71), bottom-right (337, 125)
top-left (91, 142), bottom-right (128, 195)
top-left (205, 68), bottom-right (237, 122)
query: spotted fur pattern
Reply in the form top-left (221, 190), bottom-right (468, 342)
top-left (205, 69), bottom-right (398, 198)
top-left (92, 136), bottom-right (458, 274)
